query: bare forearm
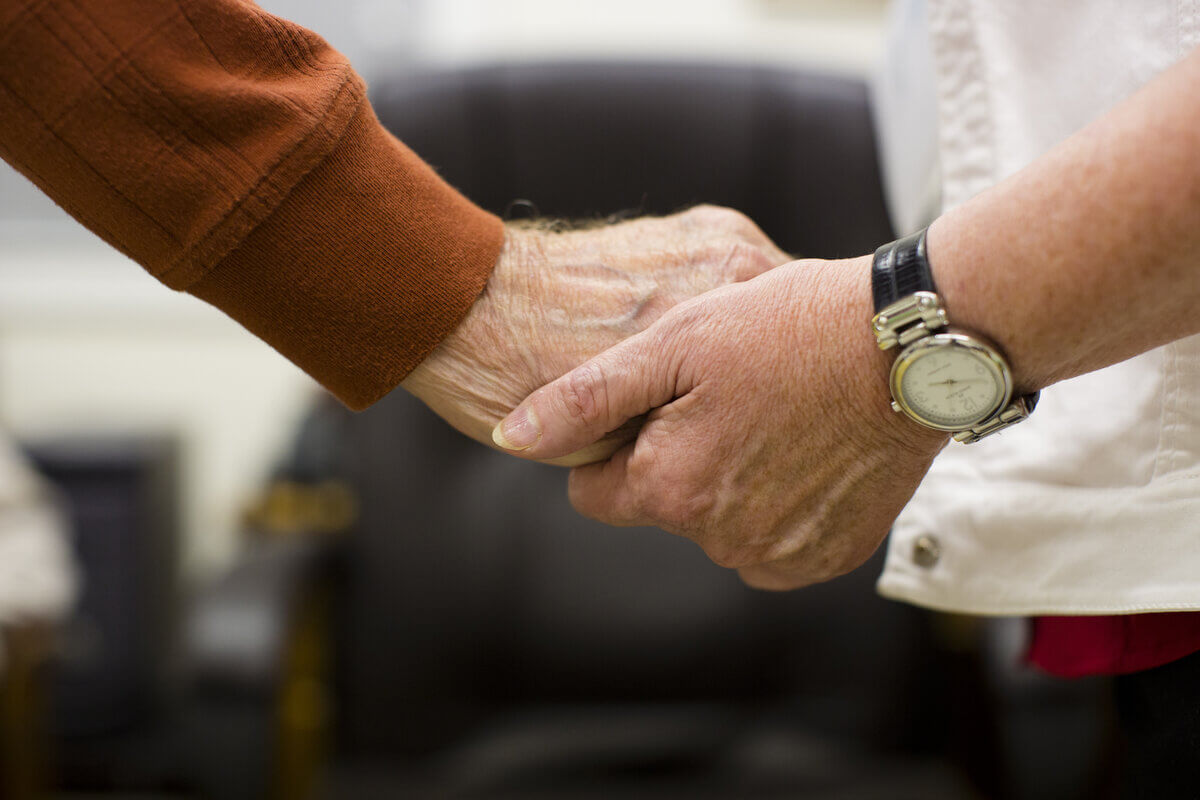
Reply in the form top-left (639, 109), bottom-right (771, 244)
top-left (929, 46), bottom-right (1200, 394)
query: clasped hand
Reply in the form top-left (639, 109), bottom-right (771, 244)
top-left (492, 251), bottom-right (950, 590)
top-left (403, 205), bottom-right (790, 466)
top-left (408, 205), bottom-right (948, 590)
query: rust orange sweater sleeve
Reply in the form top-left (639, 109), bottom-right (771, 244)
top-left (0, 0), bottom-right (504, 410)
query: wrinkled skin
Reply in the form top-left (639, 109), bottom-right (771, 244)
top-left (493, 256), bottom-right (950, 589)
top-left (402, 205), bottom-right (791, 466)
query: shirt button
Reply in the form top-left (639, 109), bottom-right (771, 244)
top-left (912, 535), bottom-right (941, 568)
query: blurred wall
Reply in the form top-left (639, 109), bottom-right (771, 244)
top-left (0, 246), bottom-right (317, 581)
top-left (263, 0), bottom-right (887, 78)
top-left (0, 0), bottom-right (886, 581)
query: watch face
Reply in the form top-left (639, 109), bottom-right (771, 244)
top-left (891, 333), bottom-right (1012, 430)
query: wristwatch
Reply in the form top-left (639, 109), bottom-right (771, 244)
top-left (870, 228), bottom-right (1037, 444)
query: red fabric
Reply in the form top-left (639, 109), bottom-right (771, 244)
top-left (1028, 613), bottom-right (1200, 678)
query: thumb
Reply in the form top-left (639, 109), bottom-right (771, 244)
top-left (492, 330), bottom-right (683, 461)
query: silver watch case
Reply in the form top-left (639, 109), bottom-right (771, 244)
top-left (889, 329), bottom-right (1015, 432)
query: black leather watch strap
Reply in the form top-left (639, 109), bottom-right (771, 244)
top-left (870, 225), bottom-right (1041, 440)
top-left (871, 228), bottom-right (936, 313)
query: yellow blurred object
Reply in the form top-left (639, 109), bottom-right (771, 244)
top-left (0, 624), bottom-right (53, 800)
top-left (273, 591), bottom-right (332, 800)
top-left (243, 481), bottom-right (358, 539)
top-left (930, 612), bottom-right (989, 654)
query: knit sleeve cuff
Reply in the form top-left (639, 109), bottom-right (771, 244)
top-left (187, 100), bottom-right (504, 410)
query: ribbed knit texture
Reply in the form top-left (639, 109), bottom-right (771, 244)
top-left (0, 0), bottom-right (503, 409)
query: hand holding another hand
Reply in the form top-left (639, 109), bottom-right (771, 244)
top-left (402, 206), bottom-right (791, 466)
top-left (493, 256), bottom-right (949, 589)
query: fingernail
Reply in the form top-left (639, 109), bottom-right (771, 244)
top-left (492, 407), bottom-right (541, 451)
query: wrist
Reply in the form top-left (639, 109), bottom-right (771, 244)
top-left (841, 254), bottom-right (951, 455)
top-left (781, 256), bottom-right (949, 453)
top-left (866, 226), bottom-right (1034, 446)
top-left (401, 228), bottom-right (534, 440)
top-left (925, 211), bottom-right (1048, 396)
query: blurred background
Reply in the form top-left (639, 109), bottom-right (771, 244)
top-left (0, 1), bottom-right (1118, 799)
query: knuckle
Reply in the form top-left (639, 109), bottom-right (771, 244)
top-left (560, 363), bottom-right (608, 426)
top-left (720, 208), bottom-right (758, 237)
top-left (695, 239), bottom-right (773, 282)
top-left (723, 238), bottom-right (757, 260)
top-left (686, 204), bottom-right (750, 229)
top-left (567, 470), bottom-right (635, 525)
top-left (705, 542), bottom-right (757, 570)
top-left (724, 240), bottom-right (774, 280)
top-left (623, 443), bottom-right (663, 491)
top-left (642, 483), bottom-right (715, 535)
top-left (680, 204), bottom-right (755, 237)
top-left (739, 566), bottom-right (809, 592)
top-left (566, 485), bottom-right (593, 518)
top-left (681, 203), bottom-right (724, 220)
top-left (567, 476), bottom-right (602, 519)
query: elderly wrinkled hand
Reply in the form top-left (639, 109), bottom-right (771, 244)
top-left (402, 205), bottom-right (791, 467)
top-left (491, 255), bottom-right (949, 589)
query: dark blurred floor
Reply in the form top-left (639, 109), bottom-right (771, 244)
top-left (320, 759), bottom-right (978, 800)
